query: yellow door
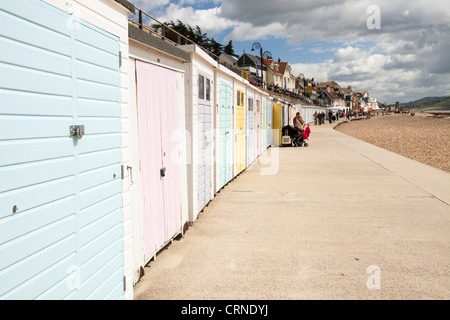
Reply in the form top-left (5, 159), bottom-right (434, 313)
top-left (236, 89), bottom-right (245, 174)
top-left (272, 103), bottom-right (283, 146)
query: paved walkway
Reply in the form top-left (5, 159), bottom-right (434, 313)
top-left (134, 119), bottom-right (450, 300)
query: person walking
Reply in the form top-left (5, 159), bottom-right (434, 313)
top-left (313, 111), bottom-right (318, 125)
top-left (328, 110), bottom-right (332, 124)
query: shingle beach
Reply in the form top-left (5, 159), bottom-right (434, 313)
top-left (335, 113), bottom-right (450, 173)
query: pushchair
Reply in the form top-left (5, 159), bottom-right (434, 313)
top-left (281, 124), bottom-right (309, 147)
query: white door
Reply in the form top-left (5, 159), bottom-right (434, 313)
top-left (197, 74), bottom-right (212, 214)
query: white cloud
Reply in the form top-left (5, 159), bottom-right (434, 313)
top-left (291, 45), bottom-right (450, 103)
top-left (225, 22), bottom-right (288, 41)
top-left (156, 4), bottom-right (237, 35)
top-left (132, 0), bottom-right (450, 103)
top-left (309, 47), bottom-right (340, 54)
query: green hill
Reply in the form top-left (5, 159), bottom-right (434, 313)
top-left (399, 96), bottom-right (450, 111)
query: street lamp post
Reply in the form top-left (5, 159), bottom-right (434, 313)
top-left (251, 42), bottom-right (272, 89)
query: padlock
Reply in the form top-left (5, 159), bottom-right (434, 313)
top-left (70, 125), bottom-right (85, 139)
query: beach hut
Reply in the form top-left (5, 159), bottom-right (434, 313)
top-left (0, 0), bottom-right (134, 299)
top-left (255, 91), bottom-right (261, 159)
top-left (267, 98), bottom-right (273, 148)
top-left (301, 106), bottom-right (322, 124)
top-left (272, 103), bottom-right (283, 146)
top-left (246, 87), bottom-right (255, 166)
top-left (126, 26), bottom-right (190, 284)
top-left (283, 102), bottom-right (289, 127)
top-left (179, 45), bottom-right (216, 222)
top-left (215, 65), bottom-right (236, 192)
top-left (261, 95), bottom-right (267, 153)
top-left (235, 81), bottom-right (246, 175)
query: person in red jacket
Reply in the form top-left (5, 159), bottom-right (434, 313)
top-left (303, 124), bottom-right (311, 140)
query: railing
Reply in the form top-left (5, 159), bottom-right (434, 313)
top-left (130, 9), bottom-right (221, 58)
top-left (130, 7), bottom-right (317, 105)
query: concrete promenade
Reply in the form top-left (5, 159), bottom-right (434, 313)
top-left (134, 119), bottom-right (450, 300)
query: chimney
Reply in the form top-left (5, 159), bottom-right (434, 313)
top-left (348, 85), bottom-right (352, 90)
top-left (326, 85), bottom-right (331, 93)
top-left (278, 57), bottom-right (281, 63)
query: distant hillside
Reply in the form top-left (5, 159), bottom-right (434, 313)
top-left (399, 96), bottom-right (450, 111)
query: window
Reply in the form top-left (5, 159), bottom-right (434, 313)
top-left (206, 79), bottom-right (211, 101)
top-left (198, 75), bottom-right (205, 100)
top-left (237, 91), bottom-right (241, 106)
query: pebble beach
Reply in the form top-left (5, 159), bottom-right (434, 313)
top-left (335, 113), bottom-right (450, 173)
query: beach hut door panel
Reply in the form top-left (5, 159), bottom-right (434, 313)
top-left (135, 61), bottom-right (182, 262)
top-left (236, 90), bottom-right (245, 174)
top-left (219, 82), bottom-right (232, 189)
top-left (247, 97), bottom-right (254, 165)
top-left (262, 99), bottom-right (267, 150)
top-left (197, 74), bottom-right (213, 213)
top-left (267, 102), bottom-right (272, 147)
top-left (0, 0), bottom-right (123, 299)
top-left (256, 98), bottom-right (261, 157)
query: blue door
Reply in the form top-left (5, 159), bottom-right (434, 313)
top-left (0, 0), bottom-right (123, 299)
top-left (219, 82), bottom-right (231, 189)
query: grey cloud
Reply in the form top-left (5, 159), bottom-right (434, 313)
top-left (145, 0), bottom-right (450, 101)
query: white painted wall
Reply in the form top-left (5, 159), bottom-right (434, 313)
top-left (255, 90), bottom-right (262, 159)
top-left (179, 45), bottom-right (216, 222)
top-left (43, 0), bottom-right (133, 300)
top-left (127, 58), bottom-right (144, 286)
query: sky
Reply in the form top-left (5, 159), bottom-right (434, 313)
top-left (130, 0), bottom-right (450, 104)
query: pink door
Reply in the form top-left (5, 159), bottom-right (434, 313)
top-left (136, 61), bottom-right (181, 262)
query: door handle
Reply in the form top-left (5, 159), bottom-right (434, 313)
top-left (127, 166), bottom-right (134, 185)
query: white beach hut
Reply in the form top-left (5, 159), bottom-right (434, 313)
top-left (179, 45), bottom-right (216, 222)
top-left (126, 24), bottom-right (190, 284)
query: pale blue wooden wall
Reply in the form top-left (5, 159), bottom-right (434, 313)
top-left (0, 0), bottom-right (123, 300)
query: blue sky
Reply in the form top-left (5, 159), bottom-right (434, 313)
top-left (131, 0), bottom-right (450, 104)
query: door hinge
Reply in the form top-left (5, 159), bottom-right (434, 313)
top-left (119, 51), bottom-right (122, 68)
top-left (121, 165), bottom-right (125, 180)
top-left (123, 276), bottom-right (126, 292)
